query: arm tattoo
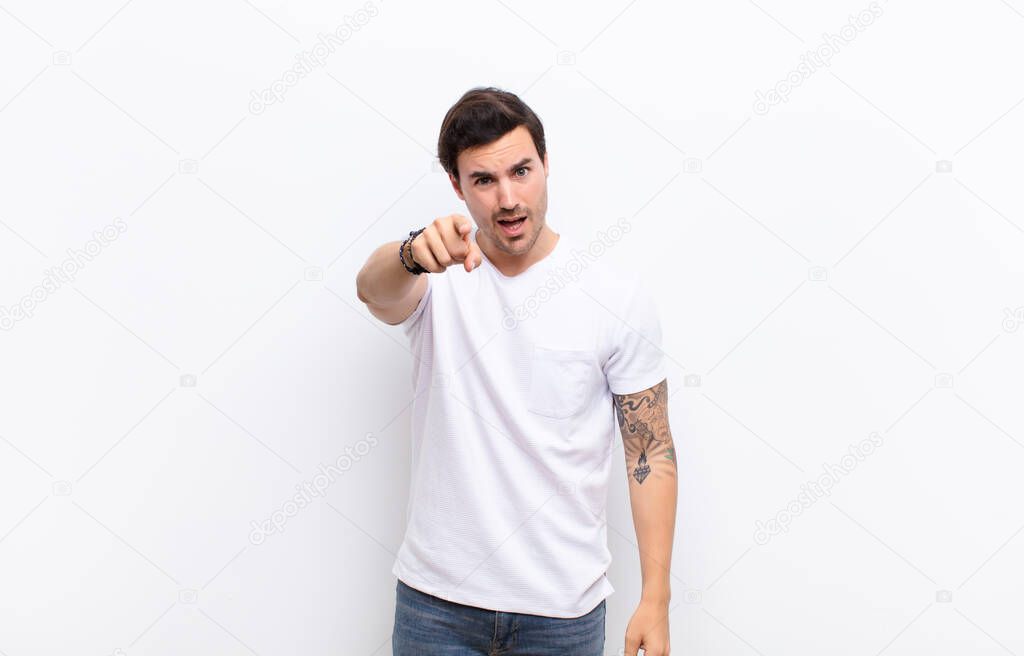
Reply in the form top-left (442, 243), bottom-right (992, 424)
top-left (613, 379), bottom-right (676, 485)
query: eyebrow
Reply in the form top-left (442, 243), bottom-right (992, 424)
top-left (467, 158), bottom-right (533, 180)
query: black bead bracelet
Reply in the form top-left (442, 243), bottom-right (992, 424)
top-left (399, 228), bottom-right (428, 275)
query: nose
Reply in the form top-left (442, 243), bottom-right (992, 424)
top-left (497, 178), bottom-right (517, 212)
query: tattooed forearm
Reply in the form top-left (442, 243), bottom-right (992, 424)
top-left (613, 379), bottom-right (676, 485)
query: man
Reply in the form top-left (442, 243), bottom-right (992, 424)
top-left (356, 87), bottom-right (677, 656)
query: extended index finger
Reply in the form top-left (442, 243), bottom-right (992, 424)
top-left (462, 229), bottom-right (481, 272)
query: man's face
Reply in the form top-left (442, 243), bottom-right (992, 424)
top-left (450, 125), bottom-right (549, 257)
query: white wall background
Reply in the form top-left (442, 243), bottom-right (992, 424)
top-left (2, 0), bottom-right (1023, 654)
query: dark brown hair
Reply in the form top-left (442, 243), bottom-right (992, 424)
top-left (437, 87), bottom-right (546, 184)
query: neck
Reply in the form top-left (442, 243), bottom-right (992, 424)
top-left (480, 225), bottom-right (559, 277)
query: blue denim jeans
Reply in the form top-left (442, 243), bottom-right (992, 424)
top-left (392, 579), bottom-right (607, 655)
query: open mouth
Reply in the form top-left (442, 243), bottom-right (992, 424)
top-left (497, 216), bottom-right (526, 235)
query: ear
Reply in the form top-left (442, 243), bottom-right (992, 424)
top-left (542, 151), bottom-right (549, 178)
top-left (449, 172), bottom-right (465, 201)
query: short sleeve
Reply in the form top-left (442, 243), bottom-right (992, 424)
top-left (398, 274), bottom-right (432, 338)
top-left (602, 277), bottom-right (666, 396)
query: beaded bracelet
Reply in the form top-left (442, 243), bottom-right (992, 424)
top-left (399, 228), bottom-right (428, 275)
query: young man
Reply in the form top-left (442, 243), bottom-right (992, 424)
top-left (356, 87), bottom-right (677, 656)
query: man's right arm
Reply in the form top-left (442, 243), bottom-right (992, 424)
top-left (355, 240), bottom-right (428, 326)
top-left (355, 215), bottom-right (482, 326)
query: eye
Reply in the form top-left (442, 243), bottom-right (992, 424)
top-left (515, 166), bottom-right (529, 176)
top-left (475, 177), bottom-right (491, 186)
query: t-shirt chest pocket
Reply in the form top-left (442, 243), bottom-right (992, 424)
top-left (527, 346), bottom-right (598, 420)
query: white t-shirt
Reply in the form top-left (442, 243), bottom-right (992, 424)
top-left (392, 228), bottom-right (666, 618)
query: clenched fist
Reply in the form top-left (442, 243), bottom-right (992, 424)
top-left (408, 214), bottom-right (483, 273)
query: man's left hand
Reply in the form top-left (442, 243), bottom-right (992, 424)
top-left (624, 598), bottom-right (670, 656)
